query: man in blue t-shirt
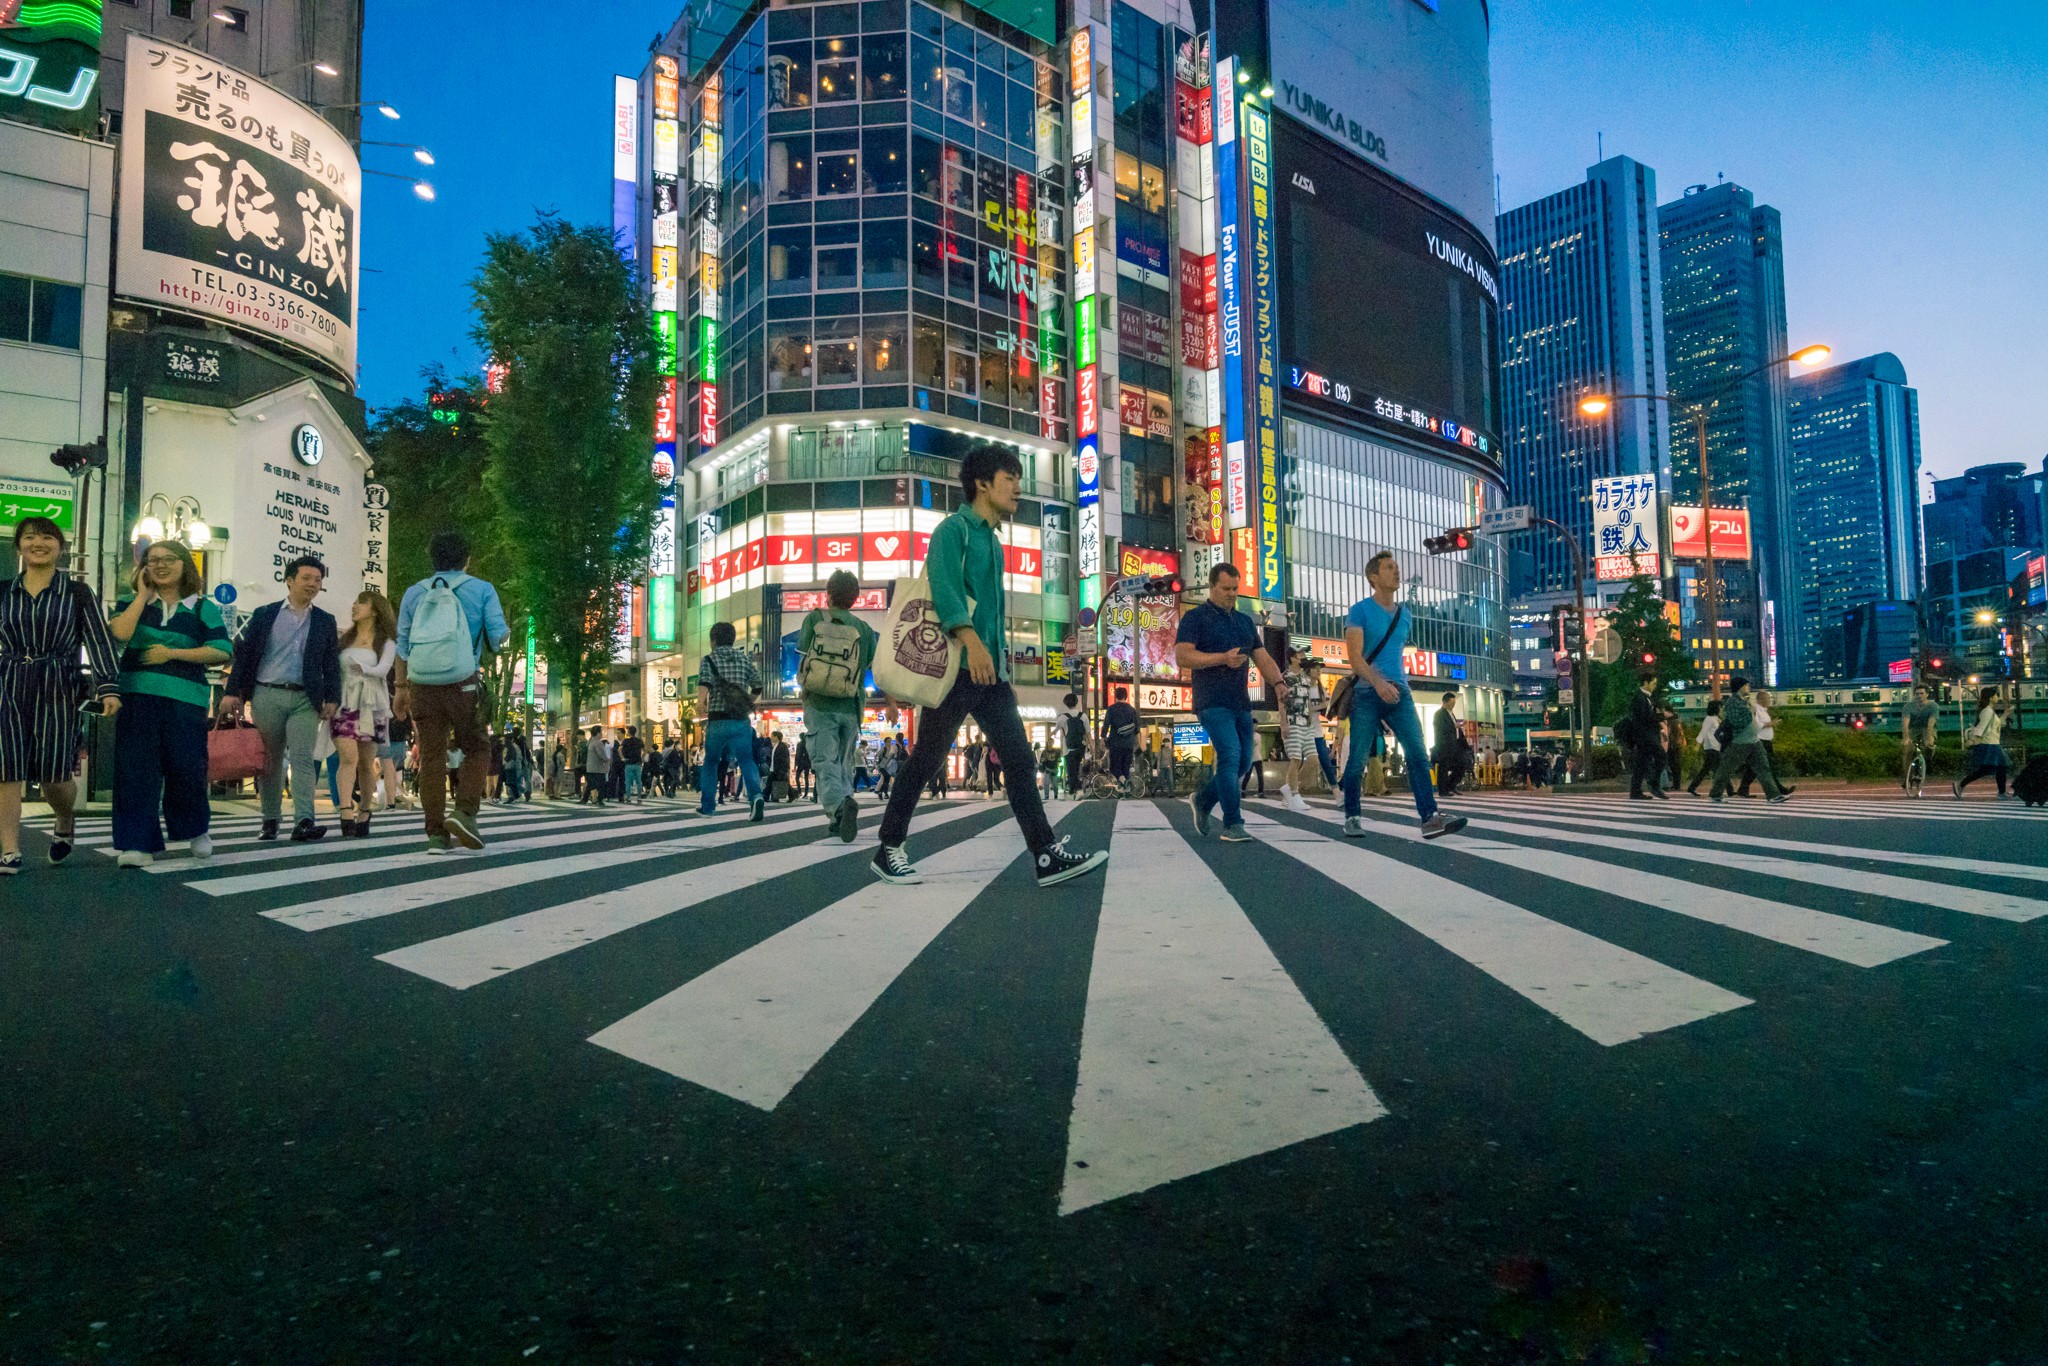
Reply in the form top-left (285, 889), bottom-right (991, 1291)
top-left (1174, 562), bottom-right (1285, 840)
top-left (1341, 550), bottom-right (1466, 840)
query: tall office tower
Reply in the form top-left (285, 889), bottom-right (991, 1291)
top-left (1923, 462), bottom-right (2045, 565)
top-left (1784, 352), bottom-right (1922, 683)
top-left (1497, 156), bottom-right (1670, 600)
top-left (1658, 181), bottom-right (1789, 684)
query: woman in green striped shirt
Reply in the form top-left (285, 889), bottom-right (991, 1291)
top-left (107, 542), bottom-right (232, 866)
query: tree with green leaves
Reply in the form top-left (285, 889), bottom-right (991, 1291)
top-left (470, 214), bottom-right (655, 735)
top-left (1592, 571), bottom-right (1698, 726)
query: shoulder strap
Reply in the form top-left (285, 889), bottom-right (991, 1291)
top-left (1363, 603), bottom-right (1404, 667)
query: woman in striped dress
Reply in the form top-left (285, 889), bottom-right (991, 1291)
top-left (0, 517), bottom-right (123, 875)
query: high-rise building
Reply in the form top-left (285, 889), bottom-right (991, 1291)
top-left (629, 0), bottom-right (1506, 744)
top-left (1496, 156), bottom-right (1669, 601)
top-left (1922, 462), bottom-right (2045, 566)
top-left (1783, 352), bottom-right (1922, 683)
top-left (1658, 180), bottom-right (1790, 684)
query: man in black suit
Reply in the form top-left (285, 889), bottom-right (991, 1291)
top-left (1625, 670), bottom-right (1669, 801)
top-left (222, 556), bottom-right (344, 840)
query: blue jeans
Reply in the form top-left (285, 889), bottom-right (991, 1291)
top-left (1195, 706), bottom-right (1256, 829)
top-left (699, 719), bottom-right (762, 814)
top-left (1342, 683), bottom-right (1437, 821)
top-left (623, 762), bottom-right (642, 798)
top-left (803, 705), bottom-right (861, 815)
top-left (1315, 734), bottom-right (1337, 787)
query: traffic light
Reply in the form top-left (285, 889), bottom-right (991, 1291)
top-left (1560, 613), bottom-right (1586, 655)
top-left (1424, 527), bottom-right (1476, 556)
top-left (1641, 652), bottom-right (1656, 665)
top-left (1143, 573), bottom-right (1183, 596)
top-left (49, 439), bottom-right (107, 474)
top-left (427, 388), bottom-right (468, 426)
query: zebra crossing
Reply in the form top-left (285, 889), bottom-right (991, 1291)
top-left (18, 786), bottom-right (2048, 1216)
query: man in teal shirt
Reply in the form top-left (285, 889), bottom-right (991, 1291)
top-left (872, 443), bottom-right (1107, 890)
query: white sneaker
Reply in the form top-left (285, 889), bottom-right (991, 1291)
top-left (1282, 787), bottom-right (1311, 814)
top-left (117, 850), bottom-right (154, 868)
top-left (188, 834), bottom-right (212, 861)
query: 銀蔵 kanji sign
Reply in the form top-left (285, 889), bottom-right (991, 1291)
top-left (117, 35), bottom-right (361, 380)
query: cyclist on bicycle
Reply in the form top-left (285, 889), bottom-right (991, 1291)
top-left (1901, 684), bottom-right (1940, 788)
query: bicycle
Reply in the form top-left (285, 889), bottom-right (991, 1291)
top-left (1904, 740), bottom-right (1927, 798)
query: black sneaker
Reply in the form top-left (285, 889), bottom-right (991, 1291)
top-left (1187, 789), bottom-right (1211, 837)
top-left (836, 796), bottom-right (859, 844)
top-left (871, 843), bottom-right (922, 885)
top-left (47, 827), bottom-right (74, 864)
top-left (290, 818), bottom-right (327, 843)
top-left (0, 852), bottom-right (21, 876)
top-left (1035, 838), bottom-right (1108, 887)
top-left (257, 820), bottom-right (280, 842)
top-left (751, 797), bottom-right (766, 823)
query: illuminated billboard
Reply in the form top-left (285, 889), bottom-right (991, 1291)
top-left (0, 0), bottom-right (100, 134)
top-left (1670, 506), bottom-right (1753, 561)
top-left (117, 35), bottom-right (361, 381)
top-left (1273, 114), bottom-right (1499, 472)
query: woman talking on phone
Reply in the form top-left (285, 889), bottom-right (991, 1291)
top-left (107, 539), bottom-right (233, 866)
top-left (0, 516), bottom-right (124, 875)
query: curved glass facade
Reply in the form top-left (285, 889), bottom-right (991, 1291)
top-left (1282, 413), bottom-right (1510, 695)
top-left (703, 0), bottom-right (1070, 445)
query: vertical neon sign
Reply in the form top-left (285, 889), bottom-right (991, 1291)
top-left (1071, 26), bottom-right (1102, 584)
top-left (1243, 100), bottom-right (1281, 600)
top-left (1213, 57), bottom-right (1246, 530)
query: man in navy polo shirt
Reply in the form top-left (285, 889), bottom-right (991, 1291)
top-left (1341, 550), bottom-right (1466, 840)
top-left (1174, 562), bottom-right (1285, 841)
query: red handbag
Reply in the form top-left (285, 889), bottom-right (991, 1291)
top-left (207, 718), bottom-right (268, 783)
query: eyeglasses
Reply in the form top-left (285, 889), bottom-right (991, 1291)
top-left (144, 556), bottom-right (184, 567)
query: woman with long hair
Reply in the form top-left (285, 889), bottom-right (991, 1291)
top-left (1954, 686), bottom-right (2011, 799)
top-left (0, 517), bottom-right (122, 874)
top-left (1274, 636), bottom-right (1324, 813)
top-left (107, 539), bottom-right (232, 866)
top-left (334, 589), bottom-right (398, 836)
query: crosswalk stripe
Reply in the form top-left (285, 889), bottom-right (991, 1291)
top-left (60, 802), bottom-right (646, 849)
top-left (131, 806), bottom-right (746, 873)
top-left (1285, 807), bottom-right (1945, 968)
top-left (582, 804), bottom-right (1077, 1104)
top-left (379, 801), bottom-right (1004, 990)
top-left (260, 806), bottom-right (831, 931)
top-left (184, 814), bottom-right (690, 897)
top-left (1238, 812), bottom-right (1753, 1045)
top-left (1457, 792), bottom-right (2042, 822)
top-left (1059, 802), bottom-right (1384, 1216)
top-left (1407, 811), bottom-right (2048, 923)
top-left (1436, 804), bottom-right (2048, 885)
top-left (1456, 794), bottom-right (1872, 822)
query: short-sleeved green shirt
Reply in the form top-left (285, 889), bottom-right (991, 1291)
top-left (796, 607), bottom-right (879, 716)
top-left (115, 594), bottom-right (231, 710)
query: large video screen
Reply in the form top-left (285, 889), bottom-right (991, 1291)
top-left (1273, 115), bottom-right (1500, 469)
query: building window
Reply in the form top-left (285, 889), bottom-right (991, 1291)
top-left (861, 32), bottom-right (905, 100)
top-left (816, 144), bottom-right (859, 197)
top-left (768, 135), bottom-right (812, 201)
top-left (769, 43), bottom-right (813, 107)
top-left (815, 222), bottom-right (860, 290)
top-left (767, 226), bottom-right (812, 295)
top-left (814, 36), bottom-right (857, 103)
top-left (768, 324), bottom-right (813, 390)
top-left (946, 327), bottom-right (977, 395)
top-left (817, 318), bottom-right (861, 386)
top-left (0, 273), bottom-right (83, 350)
top-left (216, 6), bottom-right (249, 31)
top-left (861, 127), bottom-right (906, 194)
top-left (862, 219), bottom-right (906, 288)
top-left (864, 315), bottom-right (907, 383)
top-left (169, 0), bottom-right (194, 17)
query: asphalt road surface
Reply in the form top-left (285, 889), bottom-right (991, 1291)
top-left (5, 785), bottom-right (2046, 1363)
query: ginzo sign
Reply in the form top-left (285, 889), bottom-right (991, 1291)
top-left (118, 35), bottom-right (361, 380)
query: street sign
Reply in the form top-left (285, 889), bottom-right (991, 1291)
top-left (0, 477), bottom-right (74, 533)
top-left (1066, 634), bottom-right (1100, 658)
top-left (213, 583), bottom-right (237, 605)
top-left (1479, 505), bottom-right (1534, 535)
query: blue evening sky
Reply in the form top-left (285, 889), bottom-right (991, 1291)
top-left (358, 1), bottom-right (2046, 484)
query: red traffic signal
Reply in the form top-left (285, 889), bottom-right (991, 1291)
top-left (1144, 574), bottom-right (1184, 596)
top-left (1424, 527), bottom-right (1477, 555)
top-left (1641, 652), bottom-right (1655, 664)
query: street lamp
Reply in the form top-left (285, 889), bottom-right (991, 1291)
top-left (322, 100), bottom-right (402, 120)
top-left (1578, 343), bottom-right (1830, 696)
top-left (363, 139), bottom-right (434, 166)
top-left (363, 167), bottom-right (435, 200)
top-left (260, 59), bottom-right (340, 79)
top-left (131, 495), bottom-right (212, 549)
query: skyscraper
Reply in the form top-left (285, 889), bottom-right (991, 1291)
top-left (1658, 181), bottom-right (1790, 683)
top-left (1783, 353), bottom-right (1922, 682)
top-left (1497, 156), bottom-right (1670, 600)
top-left (1922, 462), bottom-right (2045, 565)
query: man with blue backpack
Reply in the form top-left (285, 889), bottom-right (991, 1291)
top-left (394, 531), bottom-right (511, 854)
